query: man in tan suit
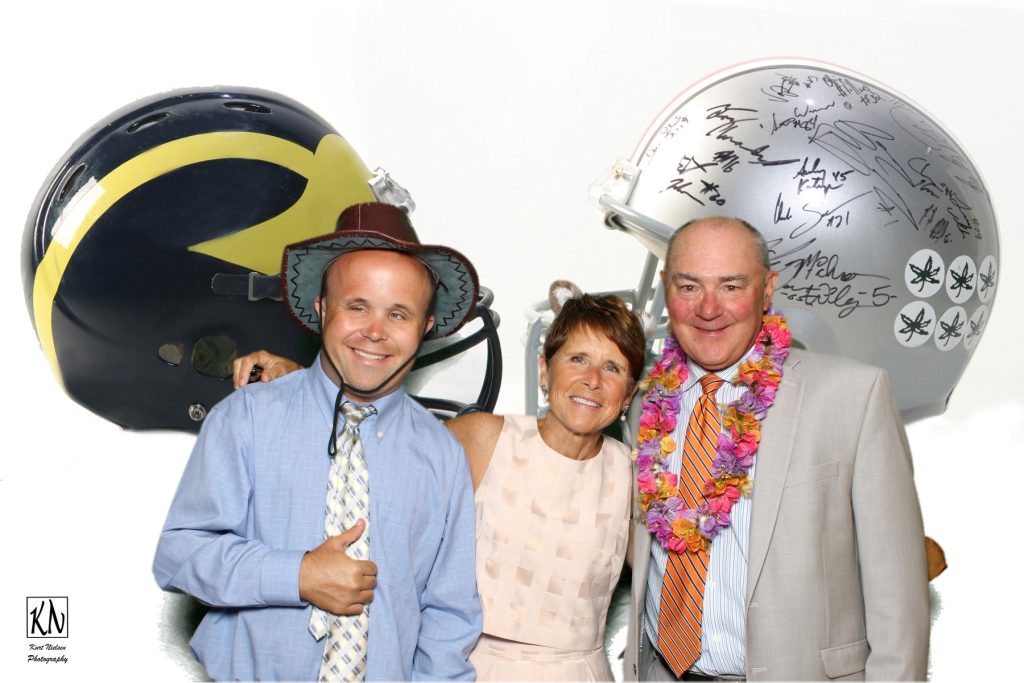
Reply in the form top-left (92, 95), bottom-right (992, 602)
top-left (625, 217), bottom-right (929, 681)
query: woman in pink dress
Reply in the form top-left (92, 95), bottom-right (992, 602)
top-left (448, 294), bottom-right (643, 680)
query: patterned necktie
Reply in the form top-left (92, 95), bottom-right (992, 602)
top-left (657, 373), bottom-right (726, 675)
top-left (309, 401), bottom-right (376, 682)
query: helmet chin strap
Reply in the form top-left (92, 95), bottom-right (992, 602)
top-left (322, 309), bottom-right (430, 458)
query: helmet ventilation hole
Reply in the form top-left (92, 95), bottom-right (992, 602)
top-left (126, 112), bottom-right (170, 133)
top-left (158, 342), bottom-right (184, 366)
top-left (57, 163), bottom-right (87, 202)
top-left (223, 101), bottom-right (272, 114)
top-left (191, 335), bottom-right (238, 379)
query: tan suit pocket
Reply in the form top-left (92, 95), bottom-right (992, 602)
top-left (821, 638), bottom-right (868, 679)
top-left (783, 460), bottom-right (839, 487)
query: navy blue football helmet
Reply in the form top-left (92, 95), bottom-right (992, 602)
top-left (23, 86), bottom-right (500, 431)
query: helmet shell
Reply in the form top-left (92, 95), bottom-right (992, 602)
top-left (23, 86), bottom-right (375, 431)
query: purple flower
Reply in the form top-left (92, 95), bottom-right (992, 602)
top-left (663, 336), bottom-right (685, 363)
top-left (767, 344), bottom-right (788, 364)
top-left (656, 527), bottom-right (676, 545)
top-left (700, 510), bottom-right (731, 537)
top-left (646, 510), bottom-right (670, 534)
top-left (717, 431), bottom-right (736, 454)
top-left (638, 439), bottom-right (661, 459)
top-left (681, 507), bottom-right (700, 525)
top-left (736, 392), bottom-right (767, 419)
top-left (649, 390), bottom-right (681, 412)
top-left (755, 383), bottom-right (778, 404)
top-left (664, 496), bottom-right (684, 515)
top-left (699, 515), bottom-right (719, 537)
top-left (713, 451), bottom-right (741, 477)
top-left (651, 393), bottom-right (684, 413)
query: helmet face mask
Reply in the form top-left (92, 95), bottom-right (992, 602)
top-left (584, 60), bottom-right (998, 422)
top-left (24, 87), bottom-right (502, 432)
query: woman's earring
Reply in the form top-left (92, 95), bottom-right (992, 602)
top-left (540, 384), bottom-right (548, 400)
top-left (619, 406), bottom-right (629, 422)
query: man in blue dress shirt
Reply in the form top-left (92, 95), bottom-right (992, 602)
top-left (154, 202), bottom-right (483, 680)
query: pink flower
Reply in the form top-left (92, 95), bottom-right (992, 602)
top-left (717, 430), bottom-right (736, 452)
top-left (640, 408), bottom-right (677, 434)
top-left (735, 432), bottom-right (758, 456)
top-left (757, 383), bottom-right (777, 403)
top-left (733, 433), bottom-right (758, 467)
top-left (707, 486), bottom-right (740, 513)
top-left (665, 536), bottom-right (688, 553)
top-left (767, 324), bottom-right (792, 348)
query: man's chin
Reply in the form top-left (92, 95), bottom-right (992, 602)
top-left (685, 347), bottom-right (734, 372)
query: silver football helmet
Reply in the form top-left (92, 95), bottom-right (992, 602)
top-left (527, 59), bottom-right (999, 423)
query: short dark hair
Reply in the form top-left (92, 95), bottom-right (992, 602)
top-left (666, 216), bottom-right (770, 270)
top-left (543, 293), bottom-right (646, 382)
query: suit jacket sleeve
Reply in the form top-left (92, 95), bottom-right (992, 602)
top-left (852, 369), bottom-right (930, 680)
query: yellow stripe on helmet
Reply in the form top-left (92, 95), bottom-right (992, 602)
top-left (33, 131), bottom-right (374, 387)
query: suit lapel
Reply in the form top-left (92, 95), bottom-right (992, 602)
top-left (746, 352), bottom-right (804, 604)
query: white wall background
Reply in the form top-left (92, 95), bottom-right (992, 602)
top-left (2, 0), bottom-right (1021, 679)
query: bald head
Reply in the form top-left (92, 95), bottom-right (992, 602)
top-left (665, 216), bottom-right (770, 272)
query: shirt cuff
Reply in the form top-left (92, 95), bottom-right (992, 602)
top-left (260, 549), bottom-right (306, 606)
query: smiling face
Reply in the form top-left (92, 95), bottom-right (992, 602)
top-left (662, 218), bottom-right (777, 371)
top-left (540, 326), bottom-right (637, 441)
top-left (315, 249), bottom-right (434, 401)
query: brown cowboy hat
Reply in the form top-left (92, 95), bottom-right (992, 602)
top-left (281, 202), bottom-right (478, 338)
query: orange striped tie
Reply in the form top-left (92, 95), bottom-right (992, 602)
top-left (657, 372), bottom-right (726, 675)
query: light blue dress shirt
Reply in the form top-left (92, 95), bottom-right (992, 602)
top-left (643, 354), bottom-right (752, 677)
top-left (154, 356), bottom-right (481, 680)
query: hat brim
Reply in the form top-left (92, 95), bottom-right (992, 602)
top-left (282, 230), bottom-right (479, 338)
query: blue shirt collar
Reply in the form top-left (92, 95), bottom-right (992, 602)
top-left (309, 353), bottom-right (406, 439)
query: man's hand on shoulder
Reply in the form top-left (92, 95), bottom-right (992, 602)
top-left (232, 349), bottom-right (302, 389)
top-left (299, 519), bottom-right (377, 615)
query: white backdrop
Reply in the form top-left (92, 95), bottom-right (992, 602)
top-left (2, 1), bottom-right (1022, 680)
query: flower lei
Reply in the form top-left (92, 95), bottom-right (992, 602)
top-left (636, 310), bottom-right (791, 554)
